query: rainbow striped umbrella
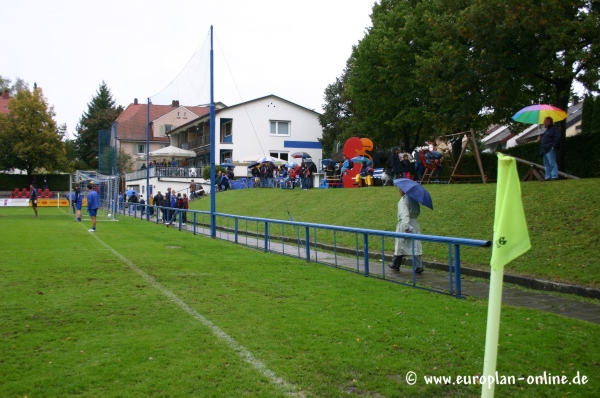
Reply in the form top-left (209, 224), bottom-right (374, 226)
top-left (512, 104), bottom-right (567, 124)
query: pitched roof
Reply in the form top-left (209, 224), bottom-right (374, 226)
top-left (115, 103), bottom-right (209, 141)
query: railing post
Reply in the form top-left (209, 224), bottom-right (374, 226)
top-left (193, 212), bottom-right (197, 235)
top-left (264, 221), bottom-right (269, 252)
top-left (235, 218), bottom-right (238, 243)
top-left (363, 233), bottom-right (369, 276)
top-left (305, 226), bottom-right (310, 261)
top-left (454, 244), bottom-right (462, 298)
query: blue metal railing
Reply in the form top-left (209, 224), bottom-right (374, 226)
top-left (120, 204), bottom-right (491, 298)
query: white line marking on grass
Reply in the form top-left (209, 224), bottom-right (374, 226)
top-left (85, 229), bottom-right (302, 397)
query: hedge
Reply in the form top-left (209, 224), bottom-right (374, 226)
top-left (0, 174), bottom-right (70, 192)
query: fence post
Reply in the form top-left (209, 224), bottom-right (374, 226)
top-left (235, 218), bottom-right (238, 243)
top-left (454, 244), bottom-right (462, 298)
top-left (193, 212), bottom-right (197, 235)
top-left (363, 233), bottom-right (369, 276)
top-left (305, 226), bottom-right (310, 261)
top-left (264, 221), bottom-right (269, 252)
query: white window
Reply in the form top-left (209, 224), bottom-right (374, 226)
top-left (269, 151), bottom-right (289, 161)
top-left (270, 121), bottom-right (290, 136)
top-left (159, 124), bottom-right (174, 137)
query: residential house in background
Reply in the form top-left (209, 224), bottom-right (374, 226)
top-left (0, 91), bottom-right (11, 115)
top-left (113, 99), bottom-right (210, 170)
top-left (167, 94), bottom-right (323, 176)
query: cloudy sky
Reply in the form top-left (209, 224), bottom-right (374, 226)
top-left (2, 0), bottom-right (375, 139)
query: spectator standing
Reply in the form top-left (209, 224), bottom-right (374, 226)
top-left (139, 195), bottom-right (146, 216)
top-left (399, 154), bottom-right (412, 179)
top-left (538, 117), bottom-right (561, 181)
top-left (43, 176), bottom-right (48, 190)
top-left (29, 184), bottom-right (38, 217)
top-left (391, 148), bottom-right (402, 179)
top-left (182, 193), bottom-right (189, 226)
top-left (189, 179), bottom-right (197, 200)
top-left (160, 193), bottom-right (169, 223)
top-left (87, 183), bottom-right (99, 232)
top-left (152, 190), bottom-right (163, 220)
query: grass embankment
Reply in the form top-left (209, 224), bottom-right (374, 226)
top-left (191, 179), bottom-right (600, 287)
top-left (0, 208), bottom-right (599, 397)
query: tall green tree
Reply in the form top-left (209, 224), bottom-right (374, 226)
top-left (318, 68), bottom-right (354, 158)
top-left (0, 87), bottom-right (67, 175)
top-left (455, 0), bottom-right (600, 168)
top-left (345, 0), bottom-right (444, 151)
top-left (580, 95), bottom-right (595, 134)
top-left (75, 82), bottom-right (123, 169)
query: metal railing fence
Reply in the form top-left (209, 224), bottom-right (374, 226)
top-left (120, 203), bottom-right (491, 298)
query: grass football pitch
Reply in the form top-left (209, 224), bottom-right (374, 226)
top-left (1, 207), bottom-right (599, 397)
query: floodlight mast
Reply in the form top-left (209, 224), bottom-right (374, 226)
top-left (210, 25), bottom-right (216, 238)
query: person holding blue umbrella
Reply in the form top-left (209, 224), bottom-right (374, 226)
top-left (389, 179), bottom-right (433, 272)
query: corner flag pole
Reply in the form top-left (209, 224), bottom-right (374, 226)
top-left (209, 25), bottom-right (216, 238)
top-left (482, 153), bottom-right (531, 397)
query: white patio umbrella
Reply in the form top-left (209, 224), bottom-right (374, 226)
top-left (148, 145), bottom-right (195, 159)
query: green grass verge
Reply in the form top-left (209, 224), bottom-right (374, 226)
top-left (1, 207), bottom-right (599, 397)
top-left (191, 179), bottom-right (600, 287)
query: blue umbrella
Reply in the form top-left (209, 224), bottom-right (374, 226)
top-left (247, 161), bottom-right (260, 168)
top-left (321, 159), bottom-right (335, 165)
top-left (393, 178), bottom-right (433, 209)
top-left (285, 161), bottom-right (297, 168)
top-left (221, 163), bottom-right (236, 168)
top-left (125, 189), bottom-right (137, 197)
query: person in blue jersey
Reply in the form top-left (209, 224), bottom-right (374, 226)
top-left (29, 184), bottom-right (38, 217)
top-left (87, 183), bottom-right (99, 232)
top-left (74, 184), bottom-right (83, 222)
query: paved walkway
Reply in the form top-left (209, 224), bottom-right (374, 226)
top-left (144, 214), bottom-right (600, 324)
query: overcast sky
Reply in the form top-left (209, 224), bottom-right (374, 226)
top-left (2, 0), bottom-right (375, 139)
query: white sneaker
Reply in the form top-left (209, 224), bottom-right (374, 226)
top-left (181, 223), bottom-right (186, 226)
top-left (88, 229), bottom-right (95, 232)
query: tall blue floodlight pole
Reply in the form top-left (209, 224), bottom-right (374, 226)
top-left (209, 25), bottom-right (216, 237)
top-left (146, 97), bottom-right (150, 220)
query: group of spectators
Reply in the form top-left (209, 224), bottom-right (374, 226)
top-left (250, 160), bottom-right (317, 190)
top-left (150, 188), bottom-right (189, 226)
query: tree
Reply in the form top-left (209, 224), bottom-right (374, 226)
top-left (345, 0), bottom-right (451, 152)
top-left (318, 68), bottom-right (354, 158)
top-left (0, 75), bottom-right (29, 95)
top-left (0, 87), bottom-right (67, 175)
top-left (99, 147), bottom-right (133, 174)
top-left (75, 82), bottom-right (123, 169)
top-left (580, 95), bottom-right (595, 134)
top-left (455, 0), bottom-right (600, 168)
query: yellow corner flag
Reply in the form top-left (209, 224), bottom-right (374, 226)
top-left (490, 153), bottom-right (531, 270)
top-left (482, 153), bottom-right (531, 398)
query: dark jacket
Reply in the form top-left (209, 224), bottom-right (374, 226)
top-left (540, 125), bottom-right (561, 155)
top-left (399, 159), bottom-right (411, 173)
top-left (391, 153), bottom-right (402, 173)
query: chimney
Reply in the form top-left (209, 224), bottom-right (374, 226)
top-left (172, 100), bottom-right (180, 107)
top-left (572, 95), bottom-right (579, 105)
top-left (2, 91), bottom-right (9, 99)
top-left (134, 98), bottom-right (138, 105)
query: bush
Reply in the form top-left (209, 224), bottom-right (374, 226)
top-left (202, 166), bottom-right (226, 180)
